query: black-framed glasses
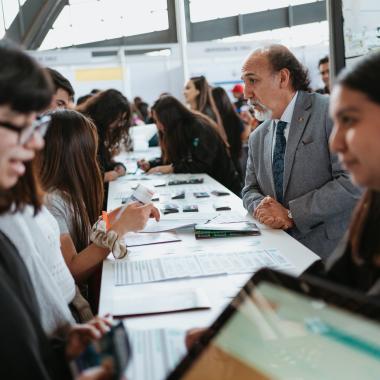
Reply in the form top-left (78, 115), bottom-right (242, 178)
top-left (0, 115), bottom-right (51, 145)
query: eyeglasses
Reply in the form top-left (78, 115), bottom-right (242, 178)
top-left (0, 115), bottom-right (51, 145)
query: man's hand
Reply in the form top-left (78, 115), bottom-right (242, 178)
top-left (254, 196), bottom-right (294, 230)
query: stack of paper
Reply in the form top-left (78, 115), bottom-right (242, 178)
top-left (114, 249), bottom-right (294, 286)
top-left (126, 328), bottom-right (186, 380)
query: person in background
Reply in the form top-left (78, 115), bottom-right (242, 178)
top-left (76, 93), bottom-right (93, 106)
top-left (231, 83), bottom-right (247, 113)
top-left (212, 86), bottom-right (245, 185)
top-left (138, 96), bottom-right (241, 195)
top-left (46, 67), bottom-right (75, 109)
top-left (316, 56), bottom-right (330, 95)
top-left (241, 45), bottom-right (361, 259)
top-left (134, 96), bottom-right (152, 124)
top-left (76, 89), bottom-right (129, 184)
top-left (0, 41), bottom-right (112, 380)
top-left (38, 109), bottom-right (159, 287)
top-left (184, 75), bottom-right (228, 145)
top-left (312, 51), bottom-right (380, 296)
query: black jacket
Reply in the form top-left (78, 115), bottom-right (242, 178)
top-left (152, 122), bottom-right (242, 195)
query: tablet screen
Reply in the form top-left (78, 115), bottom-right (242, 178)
top-left (177, 281), bottom-right (380, 380)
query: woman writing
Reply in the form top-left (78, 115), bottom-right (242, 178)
top-left (138, 96), bottom-right (241, 194)
top-left (38, 110), bottom-right (159, 285)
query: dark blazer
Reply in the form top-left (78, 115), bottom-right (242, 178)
top-left (242, 91), bottom-right (362, 259)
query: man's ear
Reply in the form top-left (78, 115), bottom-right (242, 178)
top-left (279, 68), bottom-right (291, 89)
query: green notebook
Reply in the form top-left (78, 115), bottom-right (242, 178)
top-left (194, 222), bottom-right (260, 239)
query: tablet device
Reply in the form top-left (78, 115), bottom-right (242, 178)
top-left (167, 268), bottom-right (380, 380)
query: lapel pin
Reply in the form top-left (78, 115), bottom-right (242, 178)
top-left (298, 117), bottom-right (304, 122)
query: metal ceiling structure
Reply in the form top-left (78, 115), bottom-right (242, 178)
top-left (5, 0), bottom-right (68, 49)
top-left (4, 0), bottom-right (327, 50)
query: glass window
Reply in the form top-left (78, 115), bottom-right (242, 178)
top-left (189, 0), bottom-right (323, 23)
top-left (219, 21), bottom-right (329, 47)
top-left (40, 0), bottom-right (168, 50)
top-left (1, 0), bottom-right (19, 29)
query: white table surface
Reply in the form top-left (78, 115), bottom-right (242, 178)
top-left (100, 151), bottom-right (320, 332)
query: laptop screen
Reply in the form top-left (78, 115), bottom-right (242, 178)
top-left (177, 281), bottom-right (380, 380)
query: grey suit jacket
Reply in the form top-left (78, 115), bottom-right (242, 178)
top-left (242, 91), bottom-right (362, 259)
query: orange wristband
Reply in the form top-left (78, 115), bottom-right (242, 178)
top-left (102, 211), bottom-right (110, 231)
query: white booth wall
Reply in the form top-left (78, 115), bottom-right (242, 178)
top-left (30, 41), bottom-right (328, 104)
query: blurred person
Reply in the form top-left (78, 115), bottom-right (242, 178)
top-left (138, 96), bottom-right (241, 195)
top-left (0, 41), bottom-right (112, 380)
top-left (212, 86), bottom-right (245, 185)
top-left (184, 75), bottom-right (228, 145)
top-left (230, 83), bottom-right (247, 113)
top-left (134, 96), bottom-right (152, 123)
top-left (46, 67), bottom-right (75, 109)
top-left (241, 45), bottom-right (361, 259)
top-left (316, 51), bottom-right (380, 295)
top-left (76, 89), bottom-right (129, 184)
top-left (76, 93), bottom-right (93, 106)
top-left (316, 56), bottom-right (330, 95)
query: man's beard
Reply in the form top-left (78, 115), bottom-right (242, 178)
top-left (248, 99), bottom-right (272, 121)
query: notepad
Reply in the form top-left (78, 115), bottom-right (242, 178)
top-left (113, 288), bottom-right (210, 317)
top-left (114, 249), bottom-right (294, 286)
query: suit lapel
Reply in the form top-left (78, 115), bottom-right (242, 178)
top-left (264, 120), bottom-right (276, 195)
top-left (283, 92), bottom-right (312, 196)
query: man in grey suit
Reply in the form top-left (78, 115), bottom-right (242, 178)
top-left (241, 45), bottom-right (361, 259)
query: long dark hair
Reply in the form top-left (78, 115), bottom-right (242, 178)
top-left (0, 42), bottom-right (52, 215)
top-left (0, 161), bottom-right (44, 215)
top-left (37, 110), bottom-right (104, 251)
top-left (336, 51), bottom-right (380, 265)
top-left (76, 89), bottom-right (131, 166)
top-left (190, 76), bottom-right (228, 145)
top-left (212, 87), bottom-right (242, 160)
top-left (152, 96), bottom-right (223, 164)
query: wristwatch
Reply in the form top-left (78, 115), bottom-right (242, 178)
top-left (287, 210), bottom-right (293, 220)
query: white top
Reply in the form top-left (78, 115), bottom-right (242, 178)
top-left (0, 205), bottom-right (75, 335)
top-left (272, 91), bottom-right (298, 160)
